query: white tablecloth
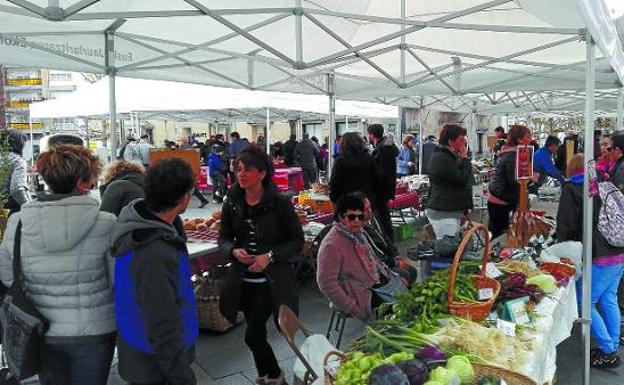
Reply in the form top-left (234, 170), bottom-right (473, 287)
top-left (522, 280), bottom-right (577, 384)
top-left (187, 242), bottom-right (218, 259)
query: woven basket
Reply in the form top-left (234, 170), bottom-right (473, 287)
top-left (473, 363), bottom-right (537, 385)
top-left (540, 262), bottom-right (575, 278)
top-left (323, 351), bottom-right (346, 385)
top-left (194, 276), bottom-right (244, 332)
top-left (448, 223), bottom-right (501, 322)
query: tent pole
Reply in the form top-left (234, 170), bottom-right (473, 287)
top-left (617, 87), bottom-right (624, 131)
top-left (105, 30), bottom-right (117, 162)
top-left (327, 73), bottom-right (336, 179)
top-left (582, 32), bottom-right (595, 385)
top-left (266, 107), bottom-right (271, 154)
top-left (418, 96), bottom-right (424, 174)
top-left (130, 111), bottom-right (135, 137)
top-left (137, 113), bottom-right (141, 138)
top-left (471, 101), bottom-right (477, 160)
top-left (400, 0), bottom-right (406, 85)
top-left (345, 115), bottom-right (348, 131)
top-left (29, 115), bottom-right (34, 166)
top-left (85, 117), bottom-right (90, 146)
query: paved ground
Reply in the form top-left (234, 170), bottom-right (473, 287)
top-left (15, 194), bottom-right (624, 384)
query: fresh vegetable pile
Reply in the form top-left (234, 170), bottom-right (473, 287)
top-left (388, 267), bottom-right (479, 331)
top-left (495, 272), bottom-right (544, 306)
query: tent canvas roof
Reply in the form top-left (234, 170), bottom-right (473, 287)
top-left (1, 0), bottom-right (622, 111)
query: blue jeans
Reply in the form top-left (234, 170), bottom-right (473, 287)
top-left (39, 336), bottom-right (116, 385)
top-left (590, 264), bottom-right (624, 353)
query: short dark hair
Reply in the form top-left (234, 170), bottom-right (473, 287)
top-left (506, 124), bottom-right (531, 146)
top-left (236, 144), bottom-right (274, 185)
top-left (494, 126), bottom-right (505, 133)
top-left (1, 130), bottom-right (27, 155)
top-left (144, 158), bottom-right (195, 213)
top-left (289, 134), bottom-right (296, 141)
top-left (612, 132), bottom-right (624, 152)
top-left (340, 132), bottom-right (365, 155)
top-left (545, 135), bottom-right (561, 148)
top-left (427, 135), bottom-right (436, 141)
top-left (334, 192), bottom-right (365, 221)
top-left (47, 134), bottom-right (84, 149)
top-left (439, 123), bottom-right (467, 146)
top-left (230, 132), bottom-right (240, 139)
top-left (303, 133), bottom-right (310, 140)
top-left (216, 134), bottom-right (224, 140)
top-left (367, 124), bottom-right (384, 140)
top-left (37, 145), bottom-right (102, 194)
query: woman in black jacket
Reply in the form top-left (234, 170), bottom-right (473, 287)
top-left (99, 160), bottom-right (145, 216)
top-left (219, 145), bottom-right (304, 385)
top-left (487, 124), bottom-right (531, 239)
top-left (329, 132), bottom-right (379, 206)
top-left (426, 124), bottom-right (474, 239)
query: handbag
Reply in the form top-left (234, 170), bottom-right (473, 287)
top-left (371, 267), bottom-right (407, 304)
top-left (0, 221), bottom-right (49, 380)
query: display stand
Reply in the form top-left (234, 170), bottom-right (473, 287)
top-left (508, 144), bottom-right (533, 248)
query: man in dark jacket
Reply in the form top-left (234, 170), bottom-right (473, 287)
top-left (368, 124), bottom-right (399, 242)
top-left (283, 134), bottom-right (298, 166)
top-left (112, 159), bottom-right (198, 385)
top-left (426, 124), bottom-right (474, 239)
top-left (421, 135), bottom-right (438, 174)
top-left (295, 133), bottom-right (320, 188)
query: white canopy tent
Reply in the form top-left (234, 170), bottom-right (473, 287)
top-left (28, 76), bottom-right (399, 121)
top-left (2, 2), bottom-right (624, 383)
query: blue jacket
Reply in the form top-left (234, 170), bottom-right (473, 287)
top-left (533, 147), bottom-right (565, 188)
top-left (112, 200), bottom-right (198, 385)
top-left (396, 145), bottom-right (412, 175)
top-left (228, 138), bottom-right (249, 160)
top-left (208, 153), bottom-right (226, 178)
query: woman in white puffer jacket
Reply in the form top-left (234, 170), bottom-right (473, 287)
top-left (0, 145), bottom-right (116, 385)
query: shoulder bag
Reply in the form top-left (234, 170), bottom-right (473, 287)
top-left (0, 221), bottom-right (49, 380)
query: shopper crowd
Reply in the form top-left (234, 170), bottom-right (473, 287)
top-left (0, 118), bottom-right (622, 385)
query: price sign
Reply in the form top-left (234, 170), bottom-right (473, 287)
top-left (484, 262), bottom-right (503, 279)
top-left (478, 288), bottom-right (494, 300)
top-left (496, 319), bottom-right (516, 337)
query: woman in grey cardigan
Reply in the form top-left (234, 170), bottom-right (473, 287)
top-left (0, 145), bottom-right (116, 385)
top-left (0, 129), bottom-right (31, 214)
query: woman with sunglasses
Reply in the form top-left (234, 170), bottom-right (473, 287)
top-left (596, 134), bottom-right (614, 180)
top-left (317, 192), bottom-right (399, 320)
top-left (219, 145), bottom-right (304, 385)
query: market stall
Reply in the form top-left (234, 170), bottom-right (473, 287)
top-left (324, 224), bottom-right (578, 385)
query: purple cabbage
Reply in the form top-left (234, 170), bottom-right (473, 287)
top-left (368, 364), bottom-right (410, 385)
top-left (396, 359), bottom-right (429, 385)
top-left (417, 346), bottom-right (446, 363)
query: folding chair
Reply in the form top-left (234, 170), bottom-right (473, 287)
top-left (277, 305), bottom-right (319, 385)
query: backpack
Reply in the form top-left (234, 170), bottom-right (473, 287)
top-left (597, 181), bottom-right (624, 247)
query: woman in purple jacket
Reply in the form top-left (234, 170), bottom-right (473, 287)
top-left (317, 192), bottom-right (393, 319)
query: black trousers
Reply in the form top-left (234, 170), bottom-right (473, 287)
top-left (240, 281), bottom-right (281, 379)
top-left (301, 166), bottom-right (318, 189)
top-left (375, 200), bottom-right (394, 243)
top-left (192, 188), bottom-right (209, 204)
top-left (487, 201), bottom-right (514, 240)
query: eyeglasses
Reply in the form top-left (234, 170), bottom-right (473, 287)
top-left (341, 213), bottom-right (365, 221)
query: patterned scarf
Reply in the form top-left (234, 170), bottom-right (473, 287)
top-left (334, 222), bottom-right (380, 282)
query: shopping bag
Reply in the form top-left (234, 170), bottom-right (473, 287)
top-left (0, 222), bottom-right (49, 380)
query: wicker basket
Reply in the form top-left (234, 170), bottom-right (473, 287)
top-left (540, 262), bottom-right (575, 279)
top-left (323, 351), bottom-right (346, 385)
top-left (448, 223), bottom-right (501, 322)
top-left (473, 363), bottom-right (537, 385)
top-left (194, 276), bottom-right (244, 332)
